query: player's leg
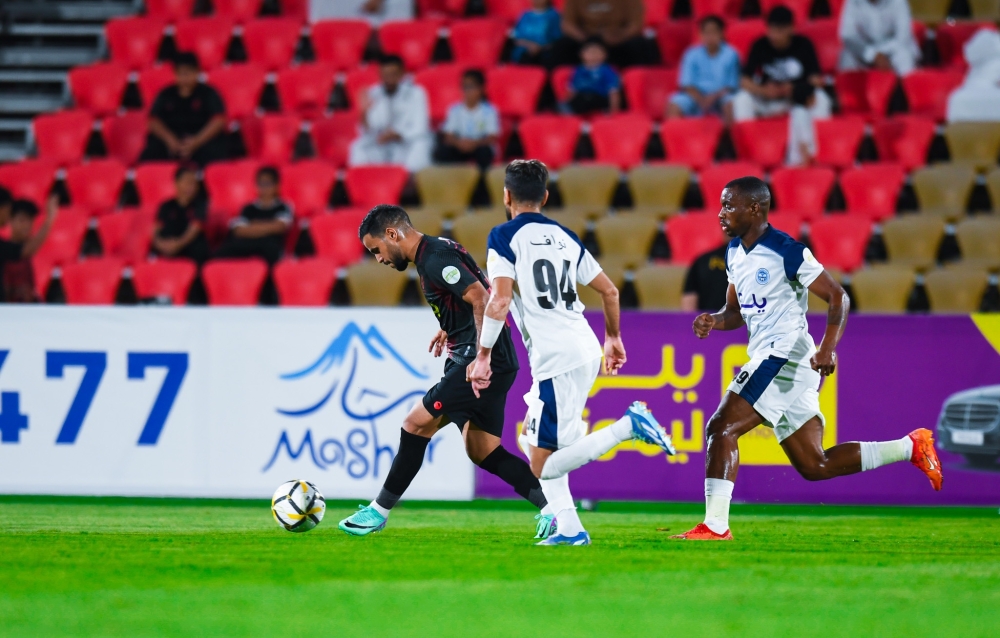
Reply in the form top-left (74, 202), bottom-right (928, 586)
top-left (463, 422), bottom-right (547, 511)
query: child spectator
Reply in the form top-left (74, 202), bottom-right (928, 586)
top-left (786, 81), bottom-right (818, 167)
top-left (511, 0), bottom-right (563, 66)
top-left (214, 166), bottom-right (292, 266)
top-left (0, 191), bottom-right (57, 303)
top-left (564, 37), bottom-right (621, 115)
top-left (668, 16), bottom-right (740, 120)
top-left (434, 70), bottom-right (501, 170)
top-left (152, 164), bottom-right (210, 264)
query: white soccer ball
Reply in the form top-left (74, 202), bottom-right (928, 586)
top-left (271, 480), bottom-right (326, 533)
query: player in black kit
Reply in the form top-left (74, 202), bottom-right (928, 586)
top-left (339, 204), bottom-right (547, 536)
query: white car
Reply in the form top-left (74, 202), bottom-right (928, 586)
top-left (937, 385), bottom-right (1000, 467)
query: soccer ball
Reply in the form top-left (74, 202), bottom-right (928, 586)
top-left (271, 480), bottom-right (326, 533)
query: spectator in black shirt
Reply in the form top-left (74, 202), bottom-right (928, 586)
top-left (681, 243), bottom-right (730, 312)
top-left (214, 166), bottom-right (292, 265)
top-left (139, 52), bottom-right (230, 167)
top-left (152, 164), bottom-right (210, 264)
top-left (0, 189), bottom-right (57, 302)
top-left (731, 7), bottom-right (832, 122)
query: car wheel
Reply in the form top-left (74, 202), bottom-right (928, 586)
top-left (964, 453), bottom-right (999, 467)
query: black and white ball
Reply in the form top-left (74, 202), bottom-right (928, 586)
top-left (271, 480), bottom-right (326, 532)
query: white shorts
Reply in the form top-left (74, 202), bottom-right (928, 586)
top-left (522, 358), bottom-right (602, 452)
top-left (727, 352), bottom-right (825, 443)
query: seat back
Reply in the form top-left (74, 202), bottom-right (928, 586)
top-left (809, 216), bottom-right (872, 272)
top-left (96, 210), bottom-right (153, 264)
top-left (202, 258), bottom-right (268, 305)
top-left (34, 208), bottom-right (90, 265)
top-left (276, 63), bottom-right (336, 118)
top-left (589, 113), bottom-right (652, 170)
top-left (310, 112), bottom-right (358, 167)
top-left (138, 65), bottom-right (176, 111)
top-left (731, 118), bottom-right (788, 168)
top-left (698, 162), bottom-right (764, 207)
top-left (345, 260), bottom-right (409, 306)
top-left (449, 18), bottom-right (507, 67)
top-left (415, 165), bottom-right (480, 209)
top-left (517, 115), bottom-right (582, 169)
top-left (621, 68), bottom-right (678, 120)
top-left (309, 208), bottom-right (367, 267)
top-left (725, 19), bottom-right (767, 62)
top-left (134, 162), bottom-right (180, 208)
top-left (174, 17), bottom-right (235, 70)
top-left (204, 160), bottom-right (261, 218)
top-left (660, 117), bottom-right (723, 169)
top-left (955, 217), bottom-right (1000, 264)
top-left (814, 116), bottom-right (866, 168)
top-left (628, 164), bottom-right (690, 212)
top-left (61, 258), bottom-right (124, 304)
top-left (872, 115), bottom-right (936, 169)
top-left (212, 0), bottom-right (263, 23)
top-left (656, 21), bottom-right (694, 69)
top-left (769, 167), bottom-right (836, 218)
top-left (902, 70), bottom-right (964, 121)
top-left (243, 114), bottom-right (302, 165)
top-left (273, 258), bottom-right (337, 306)
top-left (102, 112), bottom-right (148, 166)
top-left (558, 164), bottom-right (620, 209)
top-left (311, 20), bottom-right (373, 71)
top-left (33, 110), bottom-right (93, 165)
top-left (65, 159), bottom-right (127, 216)
top-left (667, 214), bottom-right (728, 266)
top-left (281, 160), bottom-right (337, 217)
top-left (882, 215), bottom-right (946, 268)
top-left (344, 165), bottom-right (409, 208)
top-left (944, 121), bottom-right (1000, 170)
top-left (68, 62), bottom-right (129, 116)
top-left (924, 268), bottom-right (990, 312)
top-left (378, 20), bottom-right (439, 70)
top-left (207, 64), bottom-right (266, 120)
top-left (145, 0), bottom-right (195, 21)
top-left (912, 164), bottom-right (977, 217)
top-left (594, 215), bottom-right (660, 264)
top-left (243, 18), bottom-right (301, 70)
top-left (450, 210), bottom-right (507, 265)
top-left (132, 259), bottom-right (197, 304)
top-left (850, 266), bottom-right (915, 313)
top-left (799, 19), bottom-right (839, 73)
top-left (487, 66), bottom-right (546, 119)
top-left (632, 264), bottom-right (687, 310)
top-left (0, 159), bottom-right (57, 207)
top-left (415, 64), bottom-right (466, 124)
top-left (840, 163), bottom-right (906, 221)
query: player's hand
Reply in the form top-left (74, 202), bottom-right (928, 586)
top-left (467, 354), bottom-right (492, 398)
top-left (428, 330), bottom-right (448, 357)
top-left (810, 348), bottom-right (837, 376)
top-left (603, 335), bottom-right (626, 375)
top-left (873, 52), bottom-right (893, 71)
top-left (692, 313), bottom-right (715, 339)
top-left (45, 194), bottom-right (59, 221)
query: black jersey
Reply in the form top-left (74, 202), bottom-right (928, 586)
top-left (414, 235), bottom-right (518, 373)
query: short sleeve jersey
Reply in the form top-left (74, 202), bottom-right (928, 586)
top-left (415, 236), bottom-right (518, 373)
top-left (725, 226), bottom-right (824, 360)
top-left (742, 35), bottom-right (822, 85)
top-left (156, 198), bottom-right (207, 238)
top-left (486, 212), bottom-right (604, 381)
top-left (230, 200), bottom-right (294, 229)
top-left (150, 83), bottom-right (225, 137)
top-left (570, 63), bottom-right (622, 96)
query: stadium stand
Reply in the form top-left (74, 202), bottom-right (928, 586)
top-left (202, 258), bottom-right (269, 305)
top-left (61, 258), bottom-right (125, 305)
top-left (850, 266), bottom-right (916, 313)
top-left (273, 258), bottom-right (338, 306)
top-left (628, 164), bottom-right (690, 218)
top-left (131, 259), bottom-right (198, 305)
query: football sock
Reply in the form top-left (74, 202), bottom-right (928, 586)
top-left (538, 416), bottom-right (633, 480)
top-left (373, 428), bottom-right (431, 514)
top-left (704, 478), bottom-right (734, 535)
top-left (478, 445), bottom-right (548, 510)
top-left (860, 437), bottom-right (914, 471)
top-left (541, 473), bottom-right (584, 536)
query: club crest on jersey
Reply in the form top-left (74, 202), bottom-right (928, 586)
top-left (442, 265), bottom-right (461, 284)
top-left (755, 268), bottom-right (770, 284)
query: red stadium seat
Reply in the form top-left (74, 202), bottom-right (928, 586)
top-left (34, 208), bottom-right (90, 265)
top-left (768, 211), bottom-right (807, 239)
top-left (872, 115), bottom-right (935, 169)
top-left (273, 258), bottom-right (337, 306)
top-left (144, 0), bottom-right (194, 21)
top-left (311, 112), bottom-right (358, 167)
top-left (645, 0), bottom-right (671, 26)
top-left (760, 0), bottom-right (811, 25)
top-left (487, 66), bottom-right (546, 119)
top-left (449, 18), bottom-right (507, 67)
top-left (32, 254), bottom-right (56, 300)
top-left (68, 62), bottom-right (129, 116)
top-left (661, 117), bottom-right (723, 169)
top-left (550, 66), bottom-right (575, 104)
top-left (0, 159), bottom-right (57, 207)
top-left (281, 160), bottom-right (338, 217)
top-left (840, 163), bottom-right (906, 221)
top-left (730, 118), bottom-right (788, 168)
top-left (814, 115), bottom-right (866, 168)
top-left (936, 22), bottom-right (997, 70)
top-left (517, 115), bottom-right (582, 169)
top-left (174, 17), bottom-right (235, 70)
top-left (310, 20), bottom-right (373, 71)
top-left (243, 18), bottom-right (302, 70)
top-left (96, 211), bottom-right (153, 264)
top-left (277, 64), bottom-right (336, 119)
top-left (902, 70), bottom-right (964, 122)
top-left (769, 167), bottom-right (836, 219)
top-left (378, 20), bottom-right (439, 71)
top-left (799, 19), bottom-right (839, 74)
top-left (417, 0), bottom-right (468, 21)
top-left (415, 64), bottom-right (466, 124)
top-left (134, 162), bottom-right (179, 208)
top-left (484, 0), bottom-right (530, 24)
top-left (667, 214), bottom-right (728, 265)
top-left (691, 0), bottom-right (742, 19)
top-left (310, 209), bottom-right (367, 266)
top-left (280, 0), bottom-right (309, 22)
top-left (132, 259), bottom-right (197, 304)
top-left (344, 165), bottom-right (409, 208)
top-left (656, 21), bottom-right (694, 69)
top-left (243, 114), bottom-right (301, 165)
top-left (33, 110), bottom-right (93, 165)
top-left (343, 66), bottom-right (381, 112)
top-left (835, 70), bottom-right (897, 119)
top-left (622, 68), bottom-right (678, 120)
top-left (138, 64), bottom-right (175, 111)
top-left (65, 159), bottom-right (127, 216)
top-left (105, 17), bottom-right (165, 70)
top-left (590, 113), bottom-right (652, 170)
top-left (102, 112), bottom-right (148, 166)
top-left (698, 162), bottom-right (764, 207)
top-left (202, 258), bottom-right (268, 305)
top-left (726, 20), bottom-right (767, 63)
top-left (204, 159), bottom-right (260, 219)
top-left (211, 0), bottom-right (263, 22)
top-left (808, 216), bottom-right (872, 272)
top-left (61, 258), bottom-right (125, 304)
top-left (207, 63), bottom-right (266, 120)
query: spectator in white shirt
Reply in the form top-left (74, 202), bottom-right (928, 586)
top-left (947, 29), bottom-right (1000, 123)
top-left (310, 0), bottom-right (412, 26)
top-left (349, 55), bottom-right (434, 172)
top-left (434, 70), bottom-right (501, 170)
top-left (838, 0), bottom-right (919, 77)
top-left (786, 81), bottom-right (817, 167)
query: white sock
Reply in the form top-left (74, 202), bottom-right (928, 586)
top-left (540, 474), bottom-right (584, 536)
top-left (704, 478), bottom-right (734, 535)
top-left (860, 436), bottom-right (913, 471)
top-left (369, 500), bottom-right (390, 519)
top-left (539, 416), bottom-right (633, 480)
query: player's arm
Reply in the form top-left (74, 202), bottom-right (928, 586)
top-left (807, 271), bottom-right (850, 376)
top-left (693, 284), bottom-right (744, 338)
top-left (21, 195), bottom-right (58, 258)
top-left (586, 272), bottom-right (626, 375)
top-left (468, 276), bottom-right (513, 396)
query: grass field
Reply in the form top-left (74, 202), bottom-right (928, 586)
top-left (1, 496), bottom-right (998, 637)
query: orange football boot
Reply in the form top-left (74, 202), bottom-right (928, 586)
top-left (909, 428), bottom-right (943, 491)
top-left (670, 523), bottom-right (733, 540)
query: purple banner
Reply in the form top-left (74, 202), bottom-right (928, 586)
top-left (476, 313), bottom-right (1000, 506)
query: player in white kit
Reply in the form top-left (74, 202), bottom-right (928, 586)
top-left (468, 160), bottom-right (676, 546)
top-left (672, 176), bottom-right (943, 541)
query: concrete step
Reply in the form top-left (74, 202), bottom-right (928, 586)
top-left (7, 24), bottom-right (107, 38)
top-left (0, 95), bottom-right (66, 115)
top-left (0, 46), bottom-right (99, 68)
top-left (2, 1), bottom-right (138, 23)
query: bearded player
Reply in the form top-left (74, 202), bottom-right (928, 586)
top-left (672, 176), bottom-right (942, 541)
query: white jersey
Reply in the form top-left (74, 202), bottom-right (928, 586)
top-left (486, 212), bottom-right (604, 381)
top-left (726, 226), bottom-right (825, 361)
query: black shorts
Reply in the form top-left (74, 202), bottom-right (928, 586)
top-left (422, 358), bottom-right (517, 438)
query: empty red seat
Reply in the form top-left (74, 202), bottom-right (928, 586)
top-left (484, 0), bottom-right (530, 24)
top-left (33, 110), bottom-right (93, 165)
top-left (808, 216), bottom-right (872, 272)
top-left (105, 17), bottom-right (165, 70)
top-left (731, 118), bottom-right (788, 168)
top-left (667, 214), bottom-right (728, 266)
top-left (760, 0), bottom-right (811, 26)
top-left (102, 112), bottom-right (148, 166)
top-left (449, 18), bottom-right (507, 67)
top-left (840, 163), bottom-right (906, 221)
top-left (691, 0), bottom-right (742, 19)
top-left (144, 0), bottom-right (194, 21)
top-left (202, 258), bottom-right (268, 305)
top-left (726, 20), bottom-right (767, 62)
top-left (698, 162), bottom-right (764, 207)
top-left (416, 64), bottom-right (467, 124)
top-left (62, 258), bottom-right (124, 304)
top-left (33, 208), bottom-right (90, 265)
top-left (487, 66), bottom-right (546, 119)
top-left (65, 159), bottom-right (127, 216)
top-left (590, 113), bottom-right (652, 170)
top-left (550, 66), bottom-right (575, 104)
top-left (417, 0), bottom-right (468, 21)
top-left (132, 259), bottom-right (197, 304)
top-left (311, 112), bottom-right (358, 167)
top-left (134, 162), bottom-right (179, 207)
top-left (378, 20), bottom-right (439, 70)
top-left (656, 20), bottom-right (694, 68)
top-left (799, 19), bottom-right (839, 74)
top-left (282, 160), bottom-right (338, 217)
top-left (138, 65), bottom-right (175, 110)
top-left (310, 20), bottom-right (373, 71)
top-left (769, 167), bottom-right (836, 219)
top-left (310, 209), bottom-right (367, 266)
top-left (344, 165), bottom-right (409, 208)
top-left (661, 117), bottom-right (724, 170)
top-left (243, 18), bottom-right (302, 70)
top-left (872, 115), bottom-right (935, 169)
top-left (68, 62), bottom-right (129, 116)
top-left (344, 66), bottom-right (381, 112)
top-left (204, 159), bottom-right (260, 219)
top-left (902, 70), bottom-right (964, 121)
top-left (835, 70), bottom-right (897, 119)
top-left (0, 159), bottom-right (56, 207)
top-left (273, 258), bottom-right (337, 306)
top-left (211, 0), bottom-right (263, 22)
top-left (518, 115), bottom-right (582, 169)
top-left (96, 211), bottom-right (153, 264)
top-left (276, 63), bottom-right (335, 119)
top-left (814, 115), bottom-right (866, 168)
top-left (622, 68), bottom-right (678, 120)
top-left (768, 211), bottom-right (807, 239)
top-left (936, 22), bottom-right (997, 70)
top-left (207, 63), bottom-right (266, 120)
top-left (280, 0), bottom-right (309, 22)
top-left (174, 17), bottom-right (234, 70)
top-left (243, 114), bottom-right (302, 165)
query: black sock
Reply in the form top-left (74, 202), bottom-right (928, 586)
top-left (478, 446), bottom-right (548, 510)
top-left (375, 428), bottom-right (430, 511)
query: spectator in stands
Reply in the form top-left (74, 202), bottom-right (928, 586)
top-left (214, 166), bottom-right (292, 266)
top-left (140, 52), bottom-right (229, 167)
top-left (563, 37), bottom-right (622, 115)
top-left (554, 0), bottom-right (650, 67)
top-left (946, 29), bottom-right (1000, 123)
top-left (0, 190), bottom-right (57, 303)
top-left (667, 16), bottom-right (740, 120)
top-left (681, 241), bottom-right (730, 312)
top-left (732, 7), bottom-right (831, 122)
top-left (434, 70), bottom-right (501, 170)
top-left (786, 81), bottom-right (817, 166)
top-left (152, 164), bottom-right (210, 264)
top-left (310, 0), bottom-right (412, 25)
top-left (349, 55), bottom-right (433, 173)
top-left (511, 0), bottom-right (563, 66)
top-left (838, 0), bottom-right (919, 77)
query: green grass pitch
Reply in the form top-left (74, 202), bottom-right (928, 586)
top-left (1, 496), bottom-right (998, 637)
